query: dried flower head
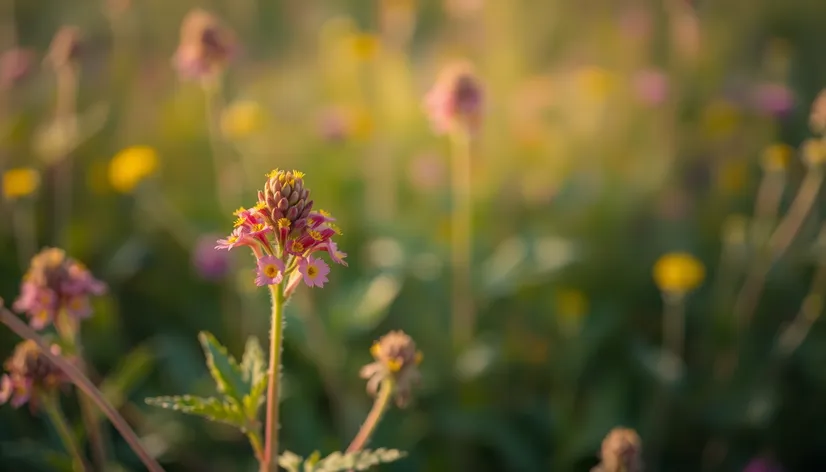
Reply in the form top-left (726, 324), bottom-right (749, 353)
top-left (801, 138), bottom-right (826, 168)
top-left (594, 427), bottom-right (643, 472)
top-left (360, 330), bottom-right (422, 407)
top-left (424, 61), bottom-right (484, 136)
top-left (216, 169), bottom-right (346, 291)
top-left (653, 252), bottom-right (705, 296)
top-left (45, 26), bottom-right (83, 71)
top-left (0, 48), bottom-right (36, 89)
top-left (13, 248), bottom-right (106, 330)
top-left (0, 340), bottom-right (68, 409)
top-left (173, 9), bottom-right (237, 81)
top-left (809, 89), bottom-right (826, 135)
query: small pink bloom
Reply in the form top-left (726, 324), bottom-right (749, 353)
top-left (299, 256), bottom-right (330, 288)
top-left (752, 82), bottom-right (795, 117)
top-left (215, 227), bottom-right (249, 251)
top-left (633, 68), bottom-right (669, 107)
top-left (320, 240), bottom-right (348, 266)
top-left (255, 256), bottom-right (285, 286)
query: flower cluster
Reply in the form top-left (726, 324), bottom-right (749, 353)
top-left (360, 330), bottom-right (422, 407)
top-left (13, 248), bottom-right (107, 330)
top-left (0, 340), bottom-right (68, 409)
top-left (216, 169), bottom-right (347, 291)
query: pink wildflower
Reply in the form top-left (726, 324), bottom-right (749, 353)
top-left (255, 256), bottom-right (285, 286)
top-left (424, 61), bottom-right (484, 136)
top-left (299, 256), bottom-right (330, 288)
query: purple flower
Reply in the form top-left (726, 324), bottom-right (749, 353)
top-left (752, 82), bottom-right (795, 118)
top-left (13, 248), bottom-right (106, 330)
top-left (193, 234), bottom-right (230, 281)
top-left (255, 256), bottom-right (285, 286)
top-left (0, 341), bottom-right (68, 410)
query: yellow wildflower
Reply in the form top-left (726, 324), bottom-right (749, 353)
top-left (349, 33), bottom-right (380, 61)
top-left (2, 167), bottom-right (40, 199)
top-left (108, 146), bottom-right (158, 193)
top-left (220, 100), bottom-right (266, 140)
top-left (653, 252), bottom-right (705, 295)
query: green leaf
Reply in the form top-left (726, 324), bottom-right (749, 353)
top-left (243, 373), bottom-right (269, 422)
top-left (198, 332), bottom-right (250, 407)
top-left (145, 395), bottom-right (247, 429)
top-left (279, 449), bottom-right (408, 472)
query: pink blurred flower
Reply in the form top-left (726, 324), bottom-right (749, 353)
top-left (0, 341), bottom-right (68, 410)
top-left (193, 234), bottom-right (230, 280)
top-left (0, 48), bottom-right (35, 89)
top-left (299, 256), bottom-right (330, 288)
top-left (424, 61), bottom-right (484, 136)
top-left (633, 68), bottom-right (669, 107)
top-left (752, 82), bottom-right (795, 117)
top-left (408, 152), bottom-right (446, 191)
top-left (13, 248), bottom-right (106, 330)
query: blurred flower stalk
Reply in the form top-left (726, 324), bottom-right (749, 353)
top-left (424, 60), bottom-right (483, 348)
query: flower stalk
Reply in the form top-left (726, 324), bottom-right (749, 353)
top-left (346, 378), bottom-right (395, 453)
top-left (42, 392), bottom-right (91, 472)
top-left (0, 306), bottom-right (165, 472)
top-left (261, 282), bottom-right (285, 472)
top-left (450, 126), bottom-right (474, 348)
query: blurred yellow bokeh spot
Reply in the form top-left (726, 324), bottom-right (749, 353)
top-left (109, 146), bottom-right (159, 193)
top-left (2, 167), bottom-right (40, 200)
top-left (349, 33), bottom-right (380, 61)
top-left (653, 252), bottom-right (705, 295)
top-left (761, 143), bottom-right (794, 172)
top-left (220, 100), bottom-right (267, 140)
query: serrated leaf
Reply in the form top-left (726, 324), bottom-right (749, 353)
top-left (312, 448), bottom-right (408, 472)
top-left (241, 336), bottom-right (266, 386)
top-left (243, 373), bottom-right (269, 420)
top-left (198, 332), bottom-right (250, 408)
top-left (145, 395), bottom-right (247, 429)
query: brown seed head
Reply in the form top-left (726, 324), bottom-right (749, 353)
top-left (599, 427), bottom-right (643, 472)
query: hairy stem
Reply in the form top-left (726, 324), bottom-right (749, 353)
top-left (261, 283), bottom-right (285, 472)
top-left (346, 378), bottom-right (395, 453)
top-left (0, 307), bottom-right (165, 472)
top-left (42, 393), bottom-right (91, 472)
top-left (450, 127), bottom-right (474, 349)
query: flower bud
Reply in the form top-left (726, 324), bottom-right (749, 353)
top-left (260, 169), bottom-right (314, 232)
top-left (173, 9), bottom-right (237, 81)
top-left (45, 26), bottom-right (83, 72)
top-left (597, 427), bottom-right (643, 472)
top-left (359, 330), bottom-right (422, 407)
top-left (424, 61), bottom-right (484, 136)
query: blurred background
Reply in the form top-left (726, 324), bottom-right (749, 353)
top-left (3, 0), bottom-right (826, 471)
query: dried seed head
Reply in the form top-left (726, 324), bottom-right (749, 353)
top-left (360, 330), bottom-right (422, 407)
top-left (424, 61), bottom-right (484, 136)
top-left (45, 26), bottom-right (83, 71)
top-left (13, 247), bottom-right (106, 330)
top-left (810, 89), bottom-right (826, 135)
top-left (599, 427), bottom-right (642, 472)
top-left (260, 169), bottom-right (313, 232)
top-left (0, 340), bottom-right (68, 408)
top-left (173, 9), bottom-right (237, 80)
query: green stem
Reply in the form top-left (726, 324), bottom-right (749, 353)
top-left (663, 294), bottom-right (686, 359)
top-left (247, 429), bottom-right (265, 464)
top-left (261, 282), bottom-right (285, 472)
top-left (346, 378), bottom-right (395, 453)
top-left (449, 126), bottom-right (474, 349)
top-left (42, 393), bottom-right (90, 472)
top-left (0, 307), bottom-right (165, 472)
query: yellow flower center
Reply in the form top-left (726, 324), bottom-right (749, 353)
top-left (263, 264), bottom-right (279, 278)
top-left (309, 230), bottom-right (324, 241)
top-left (307, 265), bottom-right (318, 277)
